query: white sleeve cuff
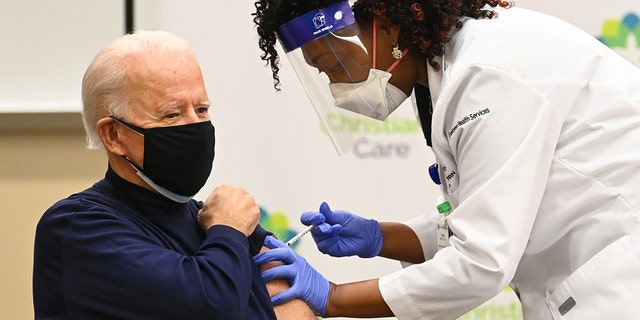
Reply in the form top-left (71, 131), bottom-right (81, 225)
top-left (399, 212), bottom-right (439, 268)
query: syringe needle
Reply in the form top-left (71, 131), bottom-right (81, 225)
top-left (285, 224), bottom-right (315, 246)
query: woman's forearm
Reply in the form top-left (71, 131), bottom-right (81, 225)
top-left (325, 279), bottom-right (394, 318)
top-left (378, 222), bottom-right (425, 264)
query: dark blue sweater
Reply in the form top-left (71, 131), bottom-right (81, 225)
top-left (33, 167), bottom-right (276, 319)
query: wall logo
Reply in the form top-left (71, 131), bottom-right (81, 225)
top-left (597, 12), bottom-right (640, 66)
top-left (323, 111), bottom-right (424, 159)
top-left (259, 206), bottom-right (303, 249)
top-left (458, 301), bottom-right (523, 320)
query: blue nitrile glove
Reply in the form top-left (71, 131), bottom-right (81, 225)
top-left (253, 236), bottom-right (330, 316)
top-left (301, 201), bottom-right (383, 258)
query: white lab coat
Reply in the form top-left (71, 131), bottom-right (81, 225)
top-left (379, 7), bottom-right (640, 320)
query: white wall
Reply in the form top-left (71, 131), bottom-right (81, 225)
top-left (0, 1), bottom-right (124, 112)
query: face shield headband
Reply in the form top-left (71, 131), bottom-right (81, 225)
top-left (277, 1), bottom-right (357, 54)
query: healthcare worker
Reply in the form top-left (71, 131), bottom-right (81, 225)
top-left (251, 0), bottom-right (640, 319)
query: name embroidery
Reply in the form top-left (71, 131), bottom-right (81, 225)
top-left (448, 107), bottom-right (491, 137)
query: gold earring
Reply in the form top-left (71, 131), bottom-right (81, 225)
top-left (392, 43), bottom-right (403, 59)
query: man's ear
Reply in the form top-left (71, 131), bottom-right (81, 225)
top-left (97, 117), bottom-right (126, 156)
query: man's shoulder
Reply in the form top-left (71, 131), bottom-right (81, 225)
top-left (38, 182), bottom-right (121, 227)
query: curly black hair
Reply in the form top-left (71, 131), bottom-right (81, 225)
top-left (252, 0), bottom-right (513, 91)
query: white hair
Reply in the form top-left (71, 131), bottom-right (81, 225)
top-left (81, 30), bottom-right (194, 149)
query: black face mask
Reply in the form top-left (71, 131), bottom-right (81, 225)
top-left (110, 116), bottom-right (215, 201)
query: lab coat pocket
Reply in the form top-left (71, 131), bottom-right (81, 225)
top-left (546, 234), bottom-right (640, 319)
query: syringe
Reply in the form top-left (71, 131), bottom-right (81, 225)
top-left (285, 224), bottom-right (315, 246)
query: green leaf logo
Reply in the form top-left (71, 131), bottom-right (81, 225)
top-left (259, 206), bottom-right (302, 249)
top-left (597, 12), bottom-right (640, 65)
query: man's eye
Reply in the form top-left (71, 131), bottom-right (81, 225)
top-left (196, 107), bottom-right (209, 114)
top-left (165, 113), bottom-right (179, 119)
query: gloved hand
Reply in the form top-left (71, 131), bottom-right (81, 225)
top-left (253, 236), bottom-right (330, 316)
top-left (301, 201), bottom-right (382, 258)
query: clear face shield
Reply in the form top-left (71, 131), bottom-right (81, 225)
top-left (277, 1), bottom-right (408, 155)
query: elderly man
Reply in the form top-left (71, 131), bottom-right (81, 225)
top-left (33, 30), bottom-right (313, 319)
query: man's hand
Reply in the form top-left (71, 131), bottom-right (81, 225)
top-left (198, 184), bottom-right (259, 236)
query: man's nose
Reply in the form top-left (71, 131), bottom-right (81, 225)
top-left (184, 109), bottom-right (201, 123)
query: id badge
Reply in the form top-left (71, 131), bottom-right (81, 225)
top-left (437, 201), bottom-right (452, 250)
